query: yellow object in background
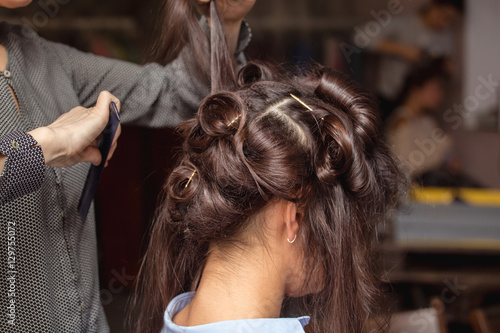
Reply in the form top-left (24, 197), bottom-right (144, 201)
top-left (411, 187), bottom-right (456, 205)
top-left (460, 188), bottom-right (500, 207)
top-left (411, 187), bottom-right (500, 207)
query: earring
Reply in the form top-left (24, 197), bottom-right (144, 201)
top-left (287, 234), bottom-right (297, 244)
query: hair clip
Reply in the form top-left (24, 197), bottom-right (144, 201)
top-left (290, 94), bottom-right (313, 111)
top-left (185, 169), bottom-right (197, 188)
top-left (227, 114), bottom-right (241, 127)
top-left (291, 94), bottom-right (325, 122)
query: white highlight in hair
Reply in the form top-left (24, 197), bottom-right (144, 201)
top-left (257, 98), bottom-right (309, 146)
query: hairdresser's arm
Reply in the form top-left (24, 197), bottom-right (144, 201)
top-left (46, 22), bottom-right (251, 127)
top-left (363, 14), bottom-right (421, 62)
top-left (376, 39), bottom-right (422, 62)
top-left (0, 92), bottom-right (120, 206)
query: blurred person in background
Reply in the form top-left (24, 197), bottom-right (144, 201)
top-left (367, 0), bottom-right (464, 120)
top-left (0, 0), bottom-right (254, 332)
top-left (386, 59), bottom-right (478, 187)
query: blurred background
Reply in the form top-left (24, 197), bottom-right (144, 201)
top-left (1, 0), bottom-right (499, 332)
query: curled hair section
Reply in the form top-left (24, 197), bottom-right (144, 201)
top-left (237, 61), bottom-right (277, 86)
top-left (315, 112), bottom-right (354, 185)
top-left (315, 69), bottom-right (382, 151)
top-left (197, 92), bottom-right (246, 137)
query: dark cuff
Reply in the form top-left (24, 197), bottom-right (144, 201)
top-left (0, 131), bottom-right (46, 205)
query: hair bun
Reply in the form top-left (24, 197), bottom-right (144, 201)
top-left (237, 62), bottom-right (275, 87)
top-left (197, 92), bottom-right (245, 136)
top-left (183, 92), bottom-right (246, 153)
top-left (165, 163), bottom-right (199, 224)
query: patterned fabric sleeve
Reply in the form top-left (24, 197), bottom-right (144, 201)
top-left (0, 131), bottom-right (45, 206)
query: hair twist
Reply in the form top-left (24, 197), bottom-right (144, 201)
top-left (315, 69), bottom-right (382, 151)
top-left (315, 112), bottom-right (354, 185)
top-left (237, 61), bottom-right (276, 87)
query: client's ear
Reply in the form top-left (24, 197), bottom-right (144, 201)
top-left (283, 201), bottom-right (300, 244)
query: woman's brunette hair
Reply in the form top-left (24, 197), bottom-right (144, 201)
top-left (131, 1), bottom-right (406, 332)
top-left (146, 0), bottom-right (236, 89)
top-left (132, 63), bottom-right (406, 332)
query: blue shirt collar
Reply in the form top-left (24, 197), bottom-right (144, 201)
top-left (162, 292), bottom-right (310, 333)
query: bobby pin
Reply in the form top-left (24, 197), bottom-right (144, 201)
top-left (290, 94), bottom-right (313, 111)
top-left (227, 114), bottom-right (241, 127)
top-left (290, 94), bottom-right (324, 121)
top-left (185, 170), bottom-right (197, 188)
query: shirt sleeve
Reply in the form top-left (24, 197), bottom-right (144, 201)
top-left (364, 15), bottom-right (406, 51)
top-left (0, 131), bottom-right (45, 206)
top-left (47, 20), bottom-right (252, 128)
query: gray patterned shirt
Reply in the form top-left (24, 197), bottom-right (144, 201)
top-left (0, 21), bottom-right (250, 333)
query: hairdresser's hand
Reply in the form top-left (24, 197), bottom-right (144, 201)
top-left (28, 91), bottom-right (122, 168)
top-left (401, 45), bottom-right (422, 62)
top-left (197, 0), bottom-right (255, 24)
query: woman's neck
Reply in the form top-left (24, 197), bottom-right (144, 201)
top-left (173, 245), bottom-right (286, 326)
